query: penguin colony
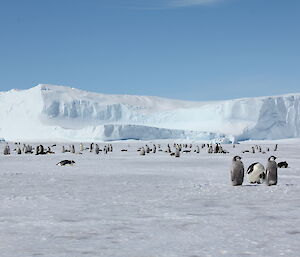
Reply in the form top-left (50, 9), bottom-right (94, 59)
top-left (1, 141), bottom-right (288, 186)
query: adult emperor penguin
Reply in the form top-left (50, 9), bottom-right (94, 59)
top-left (175, 148), bottom-right (180, 157)
top-left (140, 147), bottom-right (145, 156)
top-left (80, 143), bottom-right (84, 152)
top-left (230, 156), bottom-right (244, 186)
top-left (266, 156), bottom-right (278, 186)
top-left (247, 162), bottom-right (266, 184)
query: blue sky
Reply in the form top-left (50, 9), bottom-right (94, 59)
top-left (0, 0), bottom-right (299, 100)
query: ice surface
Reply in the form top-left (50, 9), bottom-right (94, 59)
top-left (0, 140), bottom-right (300, 256)
top-left (0, 84), bottom-right (300, 141)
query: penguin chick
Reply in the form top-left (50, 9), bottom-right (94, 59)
top-left (230, 156), bottom-right (244, 186)
top-left (266, 156), bottom-right (278, 186)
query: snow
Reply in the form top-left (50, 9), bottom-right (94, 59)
top-left (0, 84), bottom-right (300, 141)
top-left (1, 139), bottom-right (300, 256)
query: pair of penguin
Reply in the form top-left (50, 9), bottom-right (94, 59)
top-left (231, 156), bottom-right (278, 186)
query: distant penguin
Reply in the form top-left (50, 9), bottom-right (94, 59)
top-left (46, 146), bottom-right (54, 154)
top-left (274, 144), bottom-right (278, 151)
top-left (247, 162), bottom-right (266, 184)
top-left (167, 145), bottom-right (171, 153)
top-left (56, 160), bottom-right (75, 166)
top-left (145, 145), bottom-right (150, 154)
top-left (140, 147), bottom-right (145, 156)
top-left (80, 143), bottom-right (84, 152)
top-left (266, 156), bottom-right (278, 186)
top-left (95, 144), bottom-right (100, 154)
top-left (3, 144), bottom-right (10, 155)
top-left (214, 144), bottom-right (219, 153)
top-left (230, 156), bottom-right (244, 186)
top-left (103, 146), bottom-right (108, 154)
top-left (278, 161), bottom-right (288, 168)
top-left (175, 148), bottom-right (180, 157)
top-left (35, 145), bottom-right (40, 155)
top-left (16, 146), bottom-right (21, 155)
top-left (153, 144), bottom-right (156, 153)
top-left (71, 145), bottom-right (75, 154)
top-left (39, 145), bottom-right (45, 154)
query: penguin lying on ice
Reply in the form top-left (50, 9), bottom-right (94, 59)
top-left (56, 160), bottom-right (75, 166)
top-left (247, 162), bottom-right (266, 184)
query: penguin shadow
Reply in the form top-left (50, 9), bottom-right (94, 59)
top-left (283, 183), bottom-right (295, 186)
top-left (242, 183), bottom-right (295, 187)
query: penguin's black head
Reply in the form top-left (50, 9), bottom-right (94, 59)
top-left (268, 156), bottom-right (277, 161)
top-left (233, 156), bottom-right (242, 161)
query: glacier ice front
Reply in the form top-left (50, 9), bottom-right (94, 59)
top-left (0, 84), bottom-right (299, 142)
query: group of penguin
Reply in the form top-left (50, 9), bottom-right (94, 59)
top-left (62, 143), bottom-right (113, 154)
top-left (2, 143), bottom-right (55, 155)
top-left (231, 155), bottom-right (279, 186)
top-left (137, 143), bottom-right (229, 157)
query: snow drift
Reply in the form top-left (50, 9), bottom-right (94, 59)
top-left (0, 84), bottom-right (299, 142)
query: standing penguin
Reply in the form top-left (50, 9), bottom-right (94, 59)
top-left (90, 143), bottom-right (94, 152)
top-left (16, 146), bottom-right (22, 154)
top-left (95, 144), bottom-right (100, 154)
top-left (266, 156), bottom-right (278, 186)
top-left (247, 162), bottom-right (266, 184)
top-left (175, 148), bottom-right (180, 157)
top-left (71, 145), bottom-right (75, 154)
top-left (3, 144), bottom-right (10, 155)
top-left (80, 143), bottom-right (84, 152)
top-left (230, 156), bottom-right (244, 186)
top-left (140, 147), bottom-right (145, 156)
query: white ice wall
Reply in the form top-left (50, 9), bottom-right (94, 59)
top-left (0, 84), bottom-right (299, 141)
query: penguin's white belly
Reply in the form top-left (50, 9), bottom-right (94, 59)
top-left (248, 164), bottom-right (265, 183)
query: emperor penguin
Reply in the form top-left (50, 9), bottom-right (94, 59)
top-left (95, 144), bottom-right (100, 154)
top-left (230, 156), bottom-right (244, 186)
top-left (266, 156), bottom-right (278, 186)
top-left (80, 143), bottom-right (84, 152)
top-left (153, 144), bottom-right (156, 153)
top-left (145, 145), bottom-right (150, 154)
top-left (71, 145), bottom-right (75, 154)
top-left (140, 147), bottom-right (145, 156)
top-left (56, 160), bottom-right (75, 166)
top-left (35, 145), bottom-right (40, 155)
top-left (3, 144), bottom-right (10, 155)
top-left (16, 146), bottom-right (22, 155)
top-left (247, 162), bottom-right (266, 184)
top-left (175, 148), bottom-right (180, 157)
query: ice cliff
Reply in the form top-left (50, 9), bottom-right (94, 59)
top-left (0, 84), bottom-right (299, 142)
